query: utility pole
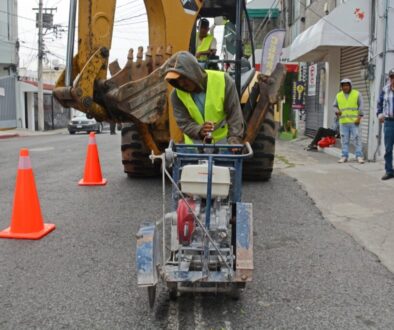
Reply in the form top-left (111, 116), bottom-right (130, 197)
top-left (33, 5), bottom-right (57, 131)
top-left (37, 0), bottom-right (44, 131)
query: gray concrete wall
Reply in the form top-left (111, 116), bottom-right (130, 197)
top-left (367, 0), bottom-right (394, 160)
top-left (323, 48), bottom-right (341, 129)
top-left (0, 0), bottom-right (18, 66)
top-left (304, 0), bottom-right (337, 28)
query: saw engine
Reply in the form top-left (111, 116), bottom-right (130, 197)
top-left (177, 197), bottom-right (232, 246)
top-left (176, 163), bottom-right (233, 247)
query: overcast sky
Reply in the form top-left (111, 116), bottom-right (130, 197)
top-left (17, 0), bottom-right (232, 75)
top-left (18, 0), bottom-right (149, 71)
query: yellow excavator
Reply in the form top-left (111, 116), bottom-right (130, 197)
top-left (53, 0), bottom-right (286, 180)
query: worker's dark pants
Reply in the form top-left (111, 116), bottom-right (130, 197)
top-left (110, 122), bottom-right (116, 134)
top-left (384, 120), bottom-right (394, 175)
top-left (310, 127), bottom-right (336, 146)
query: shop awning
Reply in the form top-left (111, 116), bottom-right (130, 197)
top-left (289, 0), bottom-right (369, 62)
top-left (246, 0), bottom-right (281, 18)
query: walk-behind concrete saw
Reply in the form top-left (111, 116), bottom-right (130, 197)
top-left (136, 142), bottom-right (254, 307)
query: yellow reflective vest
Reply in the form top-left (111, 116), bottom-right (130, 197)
top-left (336, 90), bottom-right (360, 125)
top-left (176, 70), bottom-right (227, 144)
top-left (196, 34), bottom-right (214, 61)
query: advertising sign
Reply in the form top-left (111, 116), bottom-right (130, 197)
top-left (308, 64), bottom-right (317, 96)
top-left (260, 29), bottom-right (286, 76)
top-left (292, 81), bottom-right (305, 109)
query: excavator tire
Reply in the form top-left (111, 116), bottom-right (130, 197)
top-left (243, 105), bottom-right (276, 181)
top-left (121, 124), bottom-right (161, 178)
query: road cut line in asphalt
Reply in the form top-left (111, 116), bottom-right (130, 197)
top-left (194, 295), bottom-right (206, 330)
top-left (167, 299), bottom-right (179, 330)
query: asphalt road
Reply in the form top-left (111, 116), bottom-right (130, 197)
top-left (1, 133), bottom-right (394, 329)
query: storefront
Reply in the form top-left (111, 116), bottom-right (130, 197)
top-left (0, 76), bottom-right (17, 129)
top-left (287, 0), bottom-right (370, 150)
top-left (16, 80), bottom-right (70, 131)
top-left (304, 62), bottom-right (326, 137)
top-left (340, 47), bottom-right (370, 150)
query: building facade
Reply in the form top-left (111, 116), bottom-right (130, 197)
top-left (0, 0), bottom-right (18, 128)
top-left (282, 0), bottom-right (394, 160)
top-left (16, 66), bottom-right (69, 131)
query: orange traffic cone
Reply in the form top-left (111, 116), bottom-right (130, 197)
top-left (0, 149), bottom-right (56, 240)
top-left (79, 132), bottom-right (107, 186)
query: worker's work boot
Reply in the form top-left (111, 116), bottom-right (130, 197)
top-left (306, 145), bottom-right (318, 151)
top-left (338, 157), bottom-right (348, 163)
top-left (381, 173), bottom-right (394, 180)
top-left (357, 157), bottom-right (365, 164)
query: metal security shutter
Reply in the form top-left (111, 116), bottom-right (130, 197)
top-left (33, 93), bottom-right (71, 130)
top-left (52, 99), bottom-right (71, 129)
top-left (305, 63), bottom-right (325, 137)
top-left (0, 76), bottom-right (17, 128)
top-left (340, 47), bottom-right (370, 148)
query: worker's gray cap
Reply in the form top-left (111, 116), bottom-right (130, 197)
top-left (389, 69), bottom-right (394, 77)
top-left (340, 78), bottom-right (352, 86)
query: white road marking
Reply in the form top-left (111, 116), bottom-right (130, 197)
top-left (29, 147), bottom-right (54, 152)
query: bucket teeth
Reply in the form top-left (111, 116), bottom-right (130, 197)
top-left (165, 45), bottom-right (173, 59)
top-left (109, 60), bottom-right (121, 76)
top-left (108, 45), bottom-right (173, 82)
top-left (127, 48), bottom-right (134, 63)
top-left (55, 44), bottom-right (173, 123)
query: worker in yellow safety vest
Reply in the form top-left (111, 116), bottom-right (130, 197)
top-left (195, 18), bottom-right (217, 62)
top-left (334, 78), bottom-right (364, 164)
top-left (164, 51), bottom-right (244, 145)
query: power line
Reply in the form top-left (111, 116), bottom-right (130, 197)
top-left (48, 0), bottom-right (63, 7)
top-left (115, 12), bottom-right (146, 23)
top-left (0, 9), bottom-right (36, 22)
top-left (116, 0), bottom-right (143, 9)
top-left (253, 0), bottom-right (280, 39)
top-left (19, 44), bottom-right (38, 51)
top-left (115, 19), bottom-right (147, 27)
top-left (46, 50), bottom-right (65, 60)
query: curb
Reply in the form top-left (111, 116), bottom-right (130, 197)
top-left (0, 134), bottom-right (19, 139)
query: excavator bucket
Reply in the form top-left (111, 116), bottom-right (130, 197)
top-left (53, 0), bottom-right (286, 180)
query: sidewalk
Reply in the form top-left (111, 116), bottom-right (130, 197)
top-left (275, 137), bottom-right (394, 273)
top-left (0, 128), bottom-right (67, 139)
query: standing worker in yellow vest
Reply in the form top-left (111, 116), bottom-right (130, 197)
top-left (334, 78), bottom-right (365, 164)
top-left (195, 18), bottom-right (217, 62)
top-left (164, 51), bottom-right (244, 145)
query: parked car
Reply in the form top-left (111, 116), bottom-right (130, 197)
top-left (68, 114), bottom-right (103, 134)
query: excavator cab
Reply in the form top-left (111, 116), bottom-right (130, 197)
top-left (53, 0), bottom-right (285, 181)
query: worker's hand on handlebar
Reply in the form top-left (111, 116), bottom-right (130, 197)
top-left (199, 121), bottom-right (215, 138)
top-left (378, 114), bottom-right (385, 124)
top-left (228, 137), bottom-right (243, 153)
top-left (355, 117), bottom-right (361, 126)
top-left (335, 111), bottom-right (342, 117)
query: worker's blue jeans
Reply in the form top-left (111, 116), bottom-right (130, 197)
top-left (384, 121), bottom-right (394, 174)
top-left (340, 123), bottom-right (363, 158)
